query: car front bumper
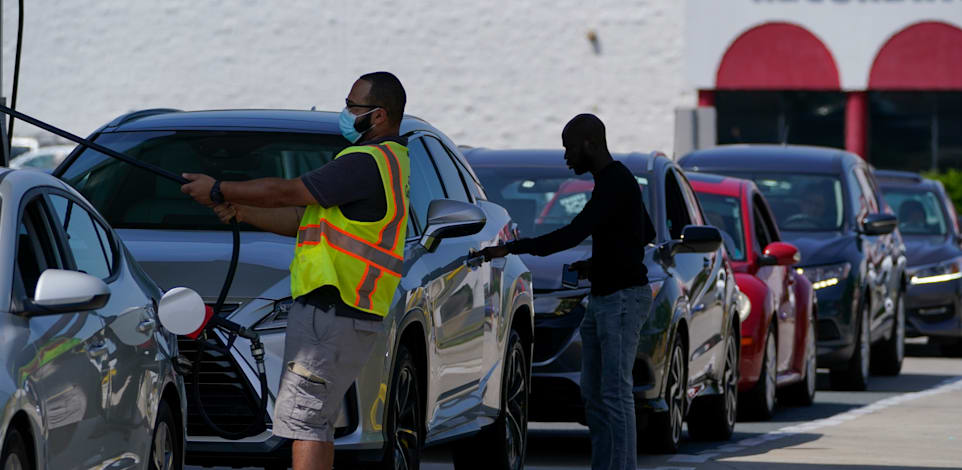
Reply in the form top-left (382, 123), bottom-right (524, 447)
top-left (904, 278), bottom-right (962, 339)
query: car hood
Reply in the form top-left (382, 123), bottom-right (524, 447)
top-left (521, 244), bottom-right (593, 291)
top-left (117, 229), bottom-right (293, 300)
top-left (780, 230), bottom-right (855, 267)
top-left (903, 234), bottom-right (960, 267)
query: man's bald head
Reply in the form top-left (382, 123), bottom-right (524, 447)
top-left (563, 114), bottom-right (607, 147)
top-left (562, 113), bottom-right (612, 175)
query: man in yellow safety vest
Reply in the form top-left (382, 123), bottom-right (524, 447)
top-left (181, 71), bottom-right (410, 470)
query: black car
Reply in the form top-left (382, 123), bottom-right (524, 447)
top-left (875, 170), bottom-right (962, 355)
top-left (680, 145), bottom-right (906, 391)
top-left (465, 148), bottom-right (741, 453)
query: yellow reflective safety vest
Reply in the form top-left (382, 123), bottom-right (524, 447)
top-left (290, 140), bottom-right (410, 317)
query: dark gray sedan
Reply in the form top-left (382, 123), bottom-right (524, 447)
top-left (876, 170), bottom-right (962, 355)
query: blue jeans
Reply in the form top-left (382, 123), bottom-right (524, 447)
top-left (580, 285), bottom-right (653, 470)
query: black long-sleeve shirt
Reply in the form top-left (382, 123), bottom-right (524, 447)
top-left (506, 161), bottom-right (656, 296)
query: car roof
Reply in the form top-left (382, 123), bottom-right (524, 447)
top-left (685, 172), bottom-right (748, 197)
top-left (874, 169), bottom-right (939, 190)
top-left (680, 144), bottom-right (855, 174)
top-left (101, 108), bottom-right (436, 136)
top-left (463, 147), bottom-right (660, 174)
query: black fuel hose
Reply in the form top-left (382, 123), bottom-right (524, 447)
top-left (0, 104), bottom-right (268, 439)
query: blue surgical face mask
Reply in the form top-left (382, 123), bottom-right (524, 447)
top-left (339, 107), bottom-right (377, 143)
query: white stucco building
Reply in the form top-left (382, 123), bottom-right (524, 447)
top-left (2, 0), bottom-right (960, 165)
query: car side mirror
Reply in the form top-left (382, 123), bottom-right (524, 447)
top-left (860, 213), bottom-right (897, 235)
top-left (759, 241), bottom-right (801, 267)
top-left (420, 199), bottom-right (487, 252)
top-left (663, 225), bottom-right (723, 257)
top-left (28, 269), bottom-right (110, 315)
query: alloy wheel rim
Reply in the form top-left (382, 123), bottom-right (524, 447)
top-left (896, 296), bottom-right (905, 362)
top-left (504, 345), bottom-right (528, 470)
top-left (860, 308), bottom-right (870, 380)
top-left (3, 455), bottom-right (22, 470)
top-left (668, 343), bottom-right (685, 445)
top-left (725, 339), bottom-right (738, 427)
top-left (393, 366), bottom-right (420, 470)
top-left (152, 421), bottom-right (173, 470)
top-left (765, 331), bottom-right (777, 413)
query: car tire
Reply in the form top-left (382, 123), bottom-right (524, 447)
top-left (642, 333), bottom-right (686, 454)
top-left (781, 314), bottom-right (817, 406)
top-left (687, 333), bottom-right (738, 441)
top-left (740, 325), bottom-right (776, 421)
top-left (871, 291), bottom-right (905, 376)
top-left (1, 428), bottom-right (32, 470)
top-left (149, 400), bottom-right (182, 470)
top-left (453, 329), bottom-right (529, 470)
top-left (830, 301), bottom-right (871, 391)
top-left (380, 343), bottom-right (422, 470)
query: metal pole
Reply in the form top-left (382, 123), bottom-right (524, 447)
top-left (0, 0), bottom-right (10, 166)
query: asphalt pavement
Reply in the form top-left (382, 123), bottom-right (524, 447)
top-left (190, 341), bottom-right (962, 470)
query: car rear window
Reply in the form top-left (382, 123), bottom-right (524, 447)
top-left (59, 131), bottom-right (348, 230)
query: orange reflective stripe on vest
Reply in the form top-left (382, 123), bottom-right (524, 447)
top-left (296, 220), bottom-right (403, 276)
top-left (374, 144), bottom-right (407, 252)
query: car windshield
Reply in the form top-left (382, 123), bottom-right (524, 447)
top-left (715, 172), bottom-right (844, 231)
top-left (59, 130), bottom-right (348, 230)
top-left (695, 193), bottom-right (746, 261)
top-left (881, 187), bottom-right (948, 236)
top-left (472, 164), bottom-right (651, 241)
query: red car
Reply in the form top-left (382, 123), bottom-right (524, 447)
top-left (688, 173), bottom-right (817, 420)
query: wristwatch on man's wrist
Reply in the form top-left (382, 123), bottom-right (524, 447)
top-left (210, 180), bottom-right (225, 204)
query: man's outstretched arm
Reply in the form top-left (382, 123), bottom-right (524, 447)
top-left (181, 173), bottom-right (317, 208)
top-left (214, 204), bottom-right (304, 237)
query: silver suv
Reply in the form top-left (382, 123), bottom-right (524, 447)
top-left (1, 168), bottom-right (192, 470)
top-left (55, 109), bottom-right (534, 470)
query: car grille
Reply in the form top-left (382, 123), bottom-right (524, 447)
top-left (817, 319), bottom-right (841, 340)
top-left (910, 304), bottom-right (956, 324)
top-left (178, 310), bottom-right (269, 437)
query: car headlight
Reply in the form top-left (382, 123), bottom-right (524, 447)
top-left (908, 256), bottom-right (962, 285)
top-left (797, 262), bottom-right (851, 290)
top-left (735, 289), bottom-right (752, 322)
top-left (254, 297), bottom-right (293, 330)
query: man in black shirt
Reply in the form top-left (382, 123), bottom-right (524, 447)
top-left (480, 114), bottom-right (655, 470)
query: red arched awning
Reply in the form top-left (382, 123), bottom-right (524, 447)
top-left (716, 22), bottom-right (840, 90)
top-left (869, 21), bottom-right (962, 90)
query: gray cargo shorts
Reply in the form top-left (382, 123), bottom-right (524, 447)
top-left (272, 298), bottom-right (382, 442)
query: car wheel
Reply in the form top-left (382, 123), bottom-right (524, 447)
top-left (781, 315), bottom-right (817, 406)
top-left (740, 325), bottom-right (776, 420)
top-left (382, 344), bottom-right (422, 470)
top-left (642, 333), bottom-right (686, 454)
top-left (687, 333), bottom-right (738, 441)
top-left (1, 428), bottom-right (31, 470)
top-left (830, 301), bottom-right (870, 391)
top-left (149, 401), bottom-right (182, 470)
top-left (453, 329), bottom-right (529, 470)
top-left (871, 291), bottom-right (905, 376)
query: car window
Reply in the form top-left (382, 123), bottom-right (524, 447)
top-left (696, 192), bottom-right (746, 261)
top-left (846, 169), bottom-right (869, 221)
top-left (423, 137), bottom-right (470, 202)
top-left (677, 172), bottom-right (706, 226)
top-left (59, 130), bottom-right (347, 231)
top-left (881, 187), bottom-right (948, 236)
top-left (49, 194), bottom-right (112, 279)
top-left (855, 168), bottom-right (879, 213)
top-left (755, 194), bottom-right (780, 242)
top-left (721, 172), bottom-right (845, 231)
top-left (664, 169), bottom-right (693, 240)
top-left (407, 137), bottom-right (447, 231)
top-left (753, 204), bottom-right (773, 251)
top-left (16, 198), bottom-right (64, 299)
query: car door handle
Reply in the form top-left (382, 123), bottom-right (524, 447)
top-left (137, 318), bottom-right (156, 334)
top-left (87, 341), bottom-right (109, 358)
